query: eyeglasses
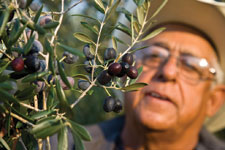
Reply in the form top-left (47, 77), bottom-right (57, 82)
top-left (136, 45), bottom-right (217, 84)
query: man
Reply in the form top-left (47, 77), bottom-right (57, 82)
top-left (82, 0), bottom-right (225, 150)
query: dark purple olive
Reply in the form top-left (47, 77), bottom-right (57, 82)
top-left (83, 44), bottom-right (94, 60)
top-left (116, 62), bottom-right (130, 77)
top-left (113, 99), bottom-right (123, 113)
top-left (104, 48), bottom-right (117, 61)
top-left (108, 63), bottom-right (122, 76)
top-left (63, 51), bottom-right (79, 64)
top-left (97, 70), bottom-right (112, 85)
top-left (84, 60), bottom-right (92, 73)
top-left (127, 66), bottom-right (138, 79)
top-left (24, 55), bottom-right (40, 72)
top-left (103, 96), bottom-right (116, 112)
top-left (38, 60), bottom-right (46, 72)
top-left (39, 15), bottom-right (52, 26)
top-left (28, 40), bottom-right (43, 55)
top-left (122, 53), bottom-right (134, 65)
top-left (11, 57), bottom-right (24, 72)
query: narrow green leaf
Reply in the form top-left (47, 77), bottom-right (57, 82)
top-left (58, 127), bottom-right (68, 150)
top-left (31, 119), bottom-right (64, 139)
top-left (80, 22), bottom-right (98, 34)
top-left (30, 110), bottom-right (55, 120)
top-left (131, 14), bottom-right (134, 42)
top-left (0, 89), bottom-right (19, 105)
top-left (120, 82), bottom-right (148, 92)
top-left (9, 23), bottom-right (27, 45)
top-left (116, 22), bottom-right (131, 36)
top-left (150, 0), bottom-right (168, 19)
top-left (57, 60), bottom-right (72, 89)
top-left (24, 35), bottom-right (35, 55)
top-left (0, 61), bottom-right (10, 74)
top-left (141, 27), bottom-right (166, 41)
top-left (47, 84), bottom-right (55, 110)
top-left (22, 71), bottom-right (49, 83)
top-left (136, 6), bottom-right (144, 25)
top-left (130, 45), bottom-right (149, 53)
top-left (112, 36), bottom-right (117, 51)
top-left (109, 0), bottom-right (114, 7)
top-left (9, 19), bottom-right (20, 40)
top-left (49, 56), bottom-right (55, 75)
top-left (0, 9), bottom-right (10, 37)
top-left (15, 85), bottom-right (36, 100)
top-left (34, 24), bottom-right (46, 35)
top-left (94, 0), bottom-right (105, 12)
top-left (106, 0), bottom-right (121, 21)
top-left (93, 25), bottom-right (99, 33)
top-left (73, 33), bottom-right (95, 44)
top-left (58, 43), bottom-right (85, 57)
top-left (113, 36), bottom-right (129, 46)
top-left (72, 74), bottom-right (90, 82)
top-left (71, 131), bottom-right (84, 150)
top-left (44, 39), bottom-right (53, 56)
top-left (55, 78), bottom-right (67, 104)
top-left (133, 21), bottom-right (140, 33)
top-left (137, 0), bottom-right (145, 6)
top-left (43, 21), bottom-right (59, 29)
top-left (68, 119), bottom-right (92, 141)
top-left (0, 136), bottom-right (10, 150)
top-left (0, 81), bottom-right (13, 90)
top-left (71, 14), bottom-right (100, 24)
top-left (33, 5), bottom-right (43, 24)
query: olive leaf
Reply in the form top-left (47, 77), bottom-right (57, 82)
top-left (120, 82), bottom-right (148, 92)
top-left (33, 5), bottom-right (43, 24)
top-left (94, 0), bottom-right (106, 12)
top-left (57, 60), bottom-right (72, 89)
top-left (112, 36), bottom-right (117, 51)
top-left (22, 71), bottom-right (49, 83)
top-left (0, 136), bottom-right (10, 150)
top-left (73, 33), bottom-right (95, 44)
top-left (43, 21), bottom-right (59, 29)
top-left (80, 21), bottom-right (98, 35)
top-left (71, 14), bottom-right (100, 24)
top-left (140, 27), bottom-right (166, 41)
top-left (57, 43), bottom-right (85, 57)
top-left (136, 6), bottom-right (144, 25)
top-left (58, 126), bottom-right (68, 150)
top-left (149, 0), bottom-right (168, 19)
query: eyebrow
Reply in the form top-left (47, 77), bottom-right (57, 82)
top-left (151, 42), bottom-right (200, 58)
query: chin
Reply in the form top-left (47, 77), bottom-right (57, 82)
top-left (134, 104), bottom-right (178, 130)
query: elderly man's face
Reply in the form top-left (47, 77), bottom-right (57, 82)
top-left (124, 25), bottom-right (218, 130)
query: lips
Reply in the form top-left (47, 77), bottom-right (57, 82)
top-left (144, 91), bottom-right (170, 101)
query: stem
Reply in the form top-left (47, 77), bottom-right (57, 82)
top-left (91, 7), bottom-right (109, 82)
top-left (10, 112), bottom-right (34, 126)
top-left (0, 49), bottom-right (13, 60)
top-left (50, 0), bottom-right (83, 15)
top-left (20, 102), bottom-right (41, 112)
top-left (103, 87), bottom-right (111, 96)
top-left (70, 78), bottom-right (97, 108)
top-left (119, 6), bottom-right (150, 59)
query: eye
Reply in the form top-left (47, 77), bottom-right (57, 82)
top-left (179, 56), bottom-right (202, 75)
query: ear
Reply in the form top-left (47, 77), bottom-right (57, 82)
top-left (206, 85), bottom-right (225, 117)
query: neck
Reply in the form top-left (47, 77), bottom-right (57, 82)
top-left (121, 117), bottom-right (200, 150)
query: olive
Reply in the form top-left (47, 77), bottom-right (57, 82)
top-left (83, 44), bottom-right (94, 60)
top-left (108, 63), bottom-right (122, 76)
top-left (28, 40), bottom-right (43, 55)
top-left (11, 57), bottom-right (24, 72)
top-left (97, 70), bottom-right (112, 85)
top-left (84, 60), bottom-right (92, 73)
top-left (127, 66), bottom-right (138, 79)
top-left (39, 15), bottom-right (52, 26)
top-left (63, 51), bottom-right (79, 64)
top-left (113, 99), bottom-right (123, 113)
top-left (122, 53), bottom-right (134, 65)
top-left (116, 62), bottom-right (130, 77)
top-left (104, 48), bottom-right (117, 61)
top-left (103, 96), bottom-right (116, 112)
top-left (78, 80), bottom-right (90, 91)
top-left (24, 55), bottom-right (40, 72)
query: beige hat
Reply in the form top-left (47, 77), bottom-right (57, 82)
top-left (147, 0), bottom-right (225, 132)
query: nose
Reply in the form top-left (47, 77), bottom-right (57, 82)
top-left (153, 57), bottom-right (178, 82)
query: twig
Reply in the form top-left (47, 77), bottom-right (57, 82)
top-left (20, 102), bottom-right (41, 112)
top-left (71, 78), bottom-right (97, 108)
top-left (50, 0), bottom-right (83, 15)
top-left (10, 112), bottom-right (34, 126)
top-left (0, 49), bottom-right (13, 60)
